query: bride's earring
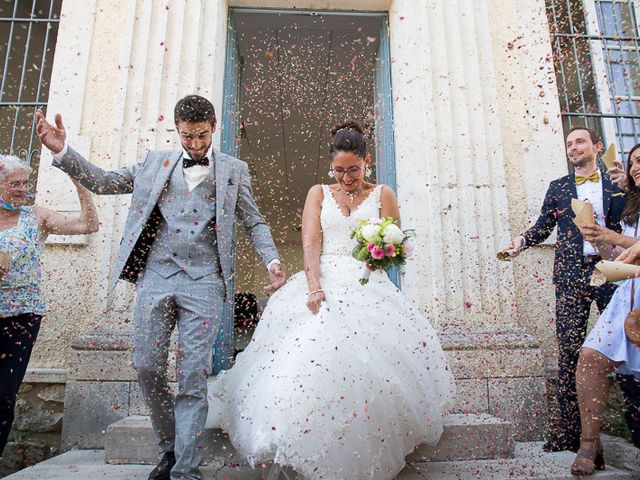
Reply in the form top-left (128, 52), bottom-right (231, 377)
top-left (365, 166), bottom-right (372, 178)
top-left (328, 170), bottom-right (335, 178)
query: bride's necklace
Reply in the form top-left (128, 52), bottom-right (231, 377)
top-left (338, 188), bottom-right (363, 204)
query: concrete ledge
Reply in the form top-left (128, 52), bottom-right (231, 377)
top-left (7, 444), bottom-right (637, 480)
top-left (408, 413), bottom-right (514, 462)
top-left (106, 413), bottom-right (514, 465)
top-left (23, 368), bottom-right (67, 384)
top-left (447, 348), bottom-right (545, 379)
top-left (105, 416), bottom-right (239, 465)
top-left (601, 434), bottom-right (640, 475)
top-left (61, 381), bottom-right (130, 450)
top-left (488, 377), bottom-right (546, 441)
top-left (440, 331), bottom-right (540, 350)
top-left (412, 455), bottom-right (632, 480)
top-left (450, 378), bottom-right (489, 414)
top-left (70, 350), bottom-right (138, 382)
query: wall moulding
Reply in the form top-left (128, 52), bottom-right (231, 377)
top-left (227, 0), bottom-right (391, 11)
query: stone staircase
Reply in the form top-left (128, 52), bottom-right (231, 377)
top-left (104, 413), bottom-right (515, 465)
top-left (8, 327), bottom-right (639, 479)
top-left (95, 413), bottom-right (638, 479)
top-left (4, 420), bottom-right (639, 479)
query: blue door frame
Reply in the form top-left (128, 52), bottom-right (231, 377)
top-left (215, 8), bottom-right (398, 372)
top-left (213, 10), bottom-right (241, 374)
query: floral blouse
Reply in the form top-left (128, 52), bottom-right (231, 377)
top-left (0, 207), bottom-right (45, 317)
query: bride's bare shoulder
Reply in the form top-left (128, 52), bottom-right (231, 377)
top-left (305, 184), bottom-right (325, 203)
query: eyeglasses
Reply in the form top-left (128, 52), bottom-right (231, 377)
top-left (2, 180), bottom-right (31, 189)
top-left (329, 166), bottom-right (363, 178)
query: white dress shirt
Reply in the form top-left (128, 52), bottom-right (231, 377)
top-left (182, 145), bottom-right (214, 192)
top-left (575, 171), bottom-right (605, 256)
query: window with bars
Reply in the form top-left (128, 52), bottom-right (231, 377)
top-left (0, 0), bottom-right (62, 192)
top-left (546, 0), bottom-right (640, 163)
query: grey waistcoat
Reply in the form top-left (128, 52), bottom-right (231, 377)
top-left (146, 162), bottom-right (220, 279)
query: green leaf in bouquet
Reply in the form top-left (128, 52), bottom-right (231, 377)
top-left (356, 246), bottom-right (370, 261)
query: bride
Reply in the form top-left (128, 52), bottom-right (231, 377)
top-left (207, 121), bottom-right (455, 479)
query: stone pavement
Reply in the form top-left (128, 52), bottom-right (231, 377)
top-left (4, 441), bottom-right (639, 480)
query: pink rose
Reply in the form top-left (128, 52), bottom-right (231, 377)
top-left (367, 242), bottom-right (376, 252)
top-left (384, 244), bottom-right (396, 257)
top-left (371, 246), bottom-right (385, 260)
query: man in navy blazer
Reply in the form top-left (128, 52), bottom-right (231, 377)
top-left (505, 126), bottom-right (640, 451)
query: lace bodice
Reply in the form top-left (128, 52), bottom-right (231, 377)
top-left (320, 184), bottom-right (383, 256)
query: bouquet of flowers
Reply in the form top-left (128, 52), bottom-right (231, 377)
top-left (351, 217), bottom-right (414, 285)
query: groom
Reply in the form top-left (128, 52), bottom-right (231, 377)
top-left (35, 96), bottom-right (286, 480)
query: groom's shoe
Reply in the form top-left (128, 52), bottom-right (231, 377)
top-left (148, 451), bottom-right (175, 480)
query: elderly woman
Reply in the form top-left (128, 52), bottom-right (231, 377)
top-left (0, 154), bottom-right (99, 455)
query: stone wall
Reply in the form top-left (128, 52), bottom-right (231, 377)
top-left (0, 370), bottom-right (65, 477)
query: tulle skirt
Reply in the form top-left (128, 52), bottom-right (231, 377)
top-left (207, 255), bottom-right (455, 480)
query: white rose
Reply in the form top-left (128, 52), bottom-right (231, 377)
top-left (361, 224), bottom-right (382, 241)
top-left (382, 224), bottom-right (405, 244)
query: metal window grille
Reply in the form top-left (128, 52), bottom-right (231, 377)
top-left (595, 0), bottom-right (640, 158)
top-left (0, 0), bottom-right (62, 191)
top-left (546, 0), bottom-right (640, 162)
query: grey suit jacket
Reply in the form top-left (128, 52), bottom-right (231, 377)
top-left (53, 146), bottom-right (280, 298)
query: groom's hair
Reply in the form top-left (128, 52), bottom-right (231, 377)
top-left (329, 121), bottom-right (367, 158)
top-left (174, 95), bottom-right (216, 126)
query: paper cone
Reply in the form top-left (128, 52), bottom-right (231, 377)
top-left (571, 198), bottom-right (595, 230)
top-left (0, 252), bottom-right (10, 269)
top-left (590, 269), bottom-right (608, 287)
top-left (593, 260), bottom-right (640, 283)
top-left (601, 143), bottom-right (618, 170)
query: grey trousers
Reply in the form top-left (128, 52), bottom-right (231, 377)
top-left (133, 268), bottom-right (224, 480)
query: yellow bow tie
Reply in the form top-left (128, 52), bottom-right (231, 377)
top-left (575, 171), bottom-right (599, 186)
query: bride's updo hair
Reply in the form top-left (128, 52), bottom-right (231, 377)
top-left (329, 121), bottom-right (367, 158)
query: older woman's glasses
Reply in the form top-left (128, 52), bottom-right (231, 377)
top-left (2, 180), bottom-right (31, 189)
top-left (329, 166), bottom-right (363, 178)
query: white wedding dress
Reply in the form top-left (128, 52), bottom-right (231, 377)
top-left (206, 184), bottom-right (455, 480)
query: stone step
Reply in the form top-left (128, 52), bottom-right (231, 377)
top-left (408, 413), bottom-right (514, 462)
top-left (412, 440), bottom-right (637, 480)
top-left (104, 413), bottom-right (515, 465)
top-left (4, 447), bottom-right (637, 480)
top-left (413, 455), bottom-right (634, 480)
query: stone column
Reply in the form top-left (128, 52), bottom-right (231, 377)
top-left (390, 0), bottom-right (515, 332)
top-left (389, 0), bottom-right (547, 439)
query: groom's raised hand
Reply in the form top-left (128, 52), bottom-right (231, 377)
top-left (265, 262), bottom-right (287, 293)
top-left (35, 109), bottom-right (66, 154)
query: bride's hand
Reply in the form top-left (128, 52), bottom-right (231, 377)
top-left (306, 290), bottom-right (325, 315)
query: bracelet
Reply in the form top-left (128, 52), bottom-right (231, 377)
top-left (307, 289), bottom-right (324, 296)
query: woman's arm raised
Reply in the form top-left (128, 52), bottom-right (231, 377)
top-left (37, 179), bottom-right (99, 240)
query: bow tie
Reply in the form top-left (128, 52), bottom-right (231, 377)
top-left (183, 156), bottom-right (209, 168)
top-left (575, 171), bottom-right (599, 186)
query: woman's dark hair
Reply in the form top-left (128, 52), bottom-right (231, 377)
top-left (329, 121), bottom-right (367, 158)
top-left (174, 95), bottom-right (216, 125)
top-left (621, 143), bottom-right (640, 226)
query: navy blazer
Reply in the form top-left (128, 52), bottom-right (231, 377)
top-left (522, 168), bottom-right (626, 286)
